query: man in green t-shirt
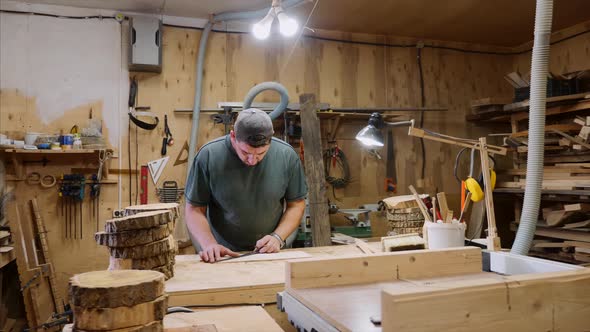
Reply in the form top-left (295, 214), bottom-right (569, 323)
top-left (185, 108), bottom-right (308, 263)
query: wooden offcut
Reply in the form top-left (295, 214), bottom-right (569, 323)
top-left (286, 247), bottom-right (482, 289)
top-left (300, 93), bottom-right (331, 247)
top-left (105, 211), bottom-right (173, 233)
top-left (545, 210), bottom-right (588, 227)
top-left (73, 295), bottom-right (167, 330)
top-left (69, 270), bottom-right (165, 308)
top-left (381, 269), bottom-right (590, 332)
top-left (108, 235), bottom-right (175, 259)
top-left (96, 223), bottom-right (172, 248)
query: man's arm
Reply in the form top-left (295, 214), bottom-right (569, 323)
top-left (185, 203), bottom-right (239, 263)
top-left (256, 199), bottom-right (306, 253)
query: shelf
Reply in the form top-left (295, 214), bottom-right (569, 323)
top-left (466, 92), bottom-right (590, 123)
top-left (510, 222), bottom-right (590, 242)
top-left (495, 188), bottom-right (590, 196)
top-left (0, 148), bottom-right (114, 180)
top-left (1, 148), bottom-right (110, 154)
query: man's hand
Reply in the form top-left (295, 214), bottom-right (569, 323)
top-left (199, 243), bottom-right (239, 263)
top-left (255, 235), bottom-right (282, 253)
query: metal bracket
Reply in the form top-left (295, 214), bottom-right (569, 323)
top-left (211, 106), bottom-right (234, 134)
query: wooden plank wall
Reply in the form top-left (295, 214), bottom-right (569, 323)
top-left (134, 27), bottom-right (514, 213)
top-left (513, 21), bottom-right (590, 76)
top-left (2, 19), bottom-right (588, 303)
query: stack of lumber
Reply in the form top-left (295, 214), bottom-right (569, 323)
top-left (525, 202), bottom-right (590, 264)
top-left (381, 195), bottom-right (426, 235)
top-left (496, 94), bottom-right (590, 191)
top-left (96, 208), bottom-right (177, 279)
top-left (68, 270), bottom-right (167, 331)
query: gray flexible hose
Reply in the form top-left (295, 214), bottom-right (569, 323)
top-left (187, 0), bottom-right (306, 170)
top-left (511, 0), bottom-right (553, 255)
top-left (243, 81), bottom-right (290, 120)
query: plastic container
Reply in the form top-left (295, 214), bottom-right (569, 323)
top-left (426, 222), bottom-right (466, 249)
top-left (25, 132), bottom-right (41, 145)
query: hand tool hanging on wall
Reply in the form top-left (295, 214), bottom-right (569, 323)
top-left (148, 156), bottom-right (169, 185)
top-left (140, 165), bottom-right (148, 204)
top-left (174, 141), bottom-right (189, 166)
top-left (127, 78), bottom-right (157, 206)
top-left (60, 174), bottom-right (85, 239)
top-left (161, 114), bottom-right (174, 155)
top-left (128, 79), bottom-right (159, 130)
top-left (156, 180), bottom-right (184, 203)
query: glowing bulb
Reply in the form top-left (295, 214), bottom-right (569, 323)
top-left (277, 12), bottom-right (298, 37)
top-left (252, 9), bottom-right (274, 40)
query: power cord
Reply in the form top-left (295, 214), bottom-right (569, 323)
top-left (323, 146), bottom-right (351, 192)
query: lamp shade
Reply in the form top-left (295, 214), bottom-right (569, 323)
top-left (355, 124), bottom-right (384, 147)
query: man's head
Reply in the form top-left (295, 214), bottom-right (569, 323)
top-left (230, 108), bottom-right (274, 166)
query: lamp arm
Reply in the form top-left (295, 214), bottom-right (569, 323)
top-left (384, 119), bottom-right (415, 128)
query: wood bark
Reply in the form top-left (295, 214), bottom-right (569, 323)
top-left (105, 211), bottom-right (172, 233)
top-left (125, 203), bottom-right (180, 220)
top-left (69, 270), bottom-right (165, 308)
top-left (64, 321), bottom-right (163, 332)
top-left (108, 236), bottom-right (175, 259)
top-left (96, 223), bottom-right (172, 248)
top-left (73, 295), bottom-right (167, 330)
top-left (108, 249), bottom-right (177, 270)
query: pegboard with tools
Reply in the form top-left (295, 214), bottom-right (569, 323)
top-left (59, 174), bottom-right (86, 239)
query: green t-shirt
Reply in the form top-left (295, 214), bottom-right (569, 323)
top-left (185, 135), bottom-right (307, 251)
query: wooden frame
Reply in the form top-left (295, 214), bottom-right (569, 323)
top-left (284, 247), bottom-right (590, 332)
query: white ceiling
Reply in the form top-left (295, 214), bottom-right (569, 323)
top-left (4, 0), bottom-right (590, 46)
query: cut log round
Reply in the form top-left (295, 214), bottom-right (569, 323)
top-left (105, 211), bottom-right (172, 233)
top-left (63, 321), bottom-right (163, 332)
top-left (109, 236), bottom-right (175, 259)
top-left (125, 203), bottom-right (180, 220)
top-left (96, 223), bottom-right (172, 248)
top-left (69, 270), bottom-right (165, 308)
top-left (74, 295), bottom-right (167, 330)
top-left (109, 249), bottom-right (177, 270)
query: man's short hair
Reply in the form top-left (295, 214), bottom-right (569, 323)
top-left (234, 108), bottom-right (274, 147)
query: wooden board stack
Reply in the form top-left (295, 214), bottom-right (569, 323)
top-left (95, 205), bottom-right (178, 279)
top-left (68, 270), bottom-right (167, 331)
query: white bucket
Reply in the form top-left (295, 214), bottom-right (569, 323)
top-left (426, 222), bottom-right (466, 249)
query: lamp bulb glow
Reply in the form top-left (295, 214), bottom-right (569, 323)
top-left (252, 21), bottom-right (272, 39)
top-left (278, 12), bottom-right (298, 37)
top-left (252, 8), bottom-right (274, 40)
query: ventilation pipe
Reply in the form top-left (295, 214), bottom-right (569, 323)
top-left (511, 0), bottom-right (553, 255)
top-left (243, 81), bottom-right (290, 120)
top-left (188, 0), bottom-right (306, 170)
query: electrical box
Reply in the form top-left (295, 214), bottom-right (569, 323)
top-left (129, 16), bottom-right (162, 73)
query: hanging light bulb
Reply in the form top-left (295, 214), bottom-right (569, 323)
top-left (277, 10), bottom-right (298, 37)
top-left (252, 8), bottom-right (274, 40)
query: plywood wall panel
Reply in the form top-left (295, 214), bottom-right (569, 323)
top-left (4, 14), bottom-right (588, 304)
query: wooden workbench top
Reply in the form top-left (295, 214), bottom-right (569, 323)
top-left (165, 243), bottom-right (377, 307)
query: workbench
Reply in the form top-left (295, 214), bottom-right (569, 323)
top-left (166, 244), bottom-right (372, 307)
top-left (278, 247), bottom-right (590, 332)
